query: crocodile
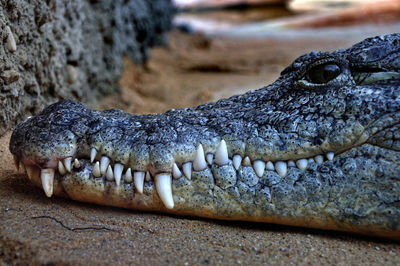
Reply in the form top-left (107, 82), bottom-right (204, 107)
top-left (9, 33), bottom-right (400, 239)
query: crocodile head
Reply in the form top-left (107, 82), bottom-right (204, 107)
top-left (9, 34), bottom-right (400, 238)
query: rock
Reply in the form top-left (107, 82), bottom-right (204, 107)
top-left (67, 65), bottom-right (77, 85)
top-left (1, 70), bottom-right (19, 85)
top-left (0, 0), bottom-right (174, 135)
top-left (5, 26), bottom-right (17, 53)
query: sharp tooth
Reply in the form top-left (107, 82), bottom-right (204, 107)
top-left (40, 168), bottom-right (54, 197)
top-left (134, 171), bottom-right (145, 193)
top-left (193, 144), bottom-right (207, 171)
top-left (114, 163), bottom-right (124, 186)
top-left (275, 161), bottom-right (287, 178)
top-left (155, 173), bottom-right (174, 209)
top-left (215, 140), bottom-right (229, 166)
top-left (26, 166), bottom-right (36, 180)
top-left (124, 168), bottom-right (133, 183)
top-left (206, 153), bottom-right (214, 165)
top-left (232, 155), bottom-right (242, 170)
top-left (288, 160), bottom-right (296, 167)
top-left (13, 156), bottom-right (19, 171)
top-left (100, 156), bottom-right (110, 175)
top-left (90, 148), bottom-right (97, 163)
top-left (296, 159), bottom-right (308, 171)
top-left (266, 161), bottom-right (274, 171)
top-left (93, 161), bottom-right (101, 177)
top-left (106, 165), bottom-right (114, 181)
top-left (182, 162), bottom-right (192, 180)
top-left (73, 158), bottom-right (80, 168)
top-left (326, 152), bottom-right (334, 161)
top-left (58, 161), bottom-right (67, 175)
top-left (19, 161), bottom-right (26, 172)
top-left (253, 160), bottom-right (265, 177)
top-left (172, 163), bottom-right (182, 179)
top-left (145, 171), bottom-right (151, 181)
top-left (314, 155), bottom-right (324, 164)
top-left (63, 157), bottom-right (72, 172)
top-left (242, 156), bottom-right (251, 166)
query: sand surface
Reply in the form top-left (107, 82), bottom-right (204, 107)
top-left (1, 30), bottom-right (400, 264)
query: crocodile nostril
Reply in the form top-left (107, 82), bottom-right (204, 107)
top-left (313, 136), bottom-right (324, 145)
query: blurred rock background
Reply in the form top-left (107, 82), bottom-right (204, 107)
top-left (0, 0), bottom-right (174, 135)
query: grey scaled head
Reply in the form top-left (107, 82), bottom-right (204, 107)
top-left (9, 101), bottom-right (92, 168)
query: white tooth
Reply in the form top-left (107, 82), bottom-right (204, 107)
top-left (326, 152), bottom-right (334, 161)
top-left (253, 160), bottom-right (265, 177)
top-left (314, 155), bottom-right (324, 164)
top-left (40, 168), bottom-right (54, 197)
top-left (58, 161), bottom-right (67, 175)
top-left (193, 144), bottom-right (207, 171)
top-left (93, 162), bottom-right (101, 177)
top-left (100, 156), bottom-right (110, 175)
top-left (275, 161), bottom-right (287, 178)
top-left (242, 156), bottom-right (251, 166)
top-left (145, 171), bottom-right (152, 181)
top-left (106, 165), bottom-right (114, 181)
top-left (13, 156), bottom-right (19, 171)
top-left (172, 163), bottom-right (182, 179)
top-left (19, 161), bottom-right (26, 172)
top-left (206, 153), bottom-right (214, 165)
top-left (182, 162), bottom-right (192, 180)
top-left (215, 140), bottom-right (229, 166)
top-left (114, 163), bottom-right (124, 186)
top-left (26, 166), bottom-right (35, 180)
top-left (73, 158), bottom-right (80, 168)
top-left (134, 171), bottom-right (145, 193)
top-left (288, 160), bottom-right (296, 167)
top-left (266, 161), bottom-right (274, 171)
top-left (155, 173), bottom-right (174, 209)
top-left (232, 155), bottom-right (242, 170)
top-left (308, 158), bottom-right (315, 164)
top-left (124, 168), bottom-right (133, 183)
top-left (90, 148), bottom-right (97, 163)
top-left (296, 159), bottom-right (308, 171)
top-left (63, 157), bottom-right (72, 172)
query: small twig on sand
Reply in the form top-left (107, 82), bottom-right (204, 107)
top-left (32, 215), bottom-right (118, 232)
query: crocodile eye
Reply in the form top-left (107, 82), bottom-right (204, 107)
top-left (307, 63), bottom-right (341, 84)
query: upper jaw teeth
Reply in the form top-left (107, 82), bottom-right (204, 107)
top-left (100, 156), bottom-right (110, 175)
top-left (15, 138), bottom-right (336, 210)
top-left (63, 157), bottom-right (72, 172)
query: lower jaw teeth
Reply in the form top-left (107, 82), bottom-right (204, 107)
top-left (133, 171), bottom-right (145, 194)
top-left (92, 161), bottom-right (101, 177)
top-left (40, 168), bottom-right (54, 197)
top-left (58, 161), bottom-right (67, 175)
top-left (155, 173), bottom-right (174, 209)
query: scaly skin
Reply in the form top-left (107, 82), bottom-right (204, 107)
top-left (9, 34), bottom-right (400, 239)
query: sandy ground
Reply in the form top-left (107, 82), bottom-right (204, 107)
top-left (1, 30), bottom-right (400, 264)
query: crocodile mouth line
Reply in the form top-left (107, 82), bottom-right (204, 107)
top-left (13, 139), bottom-right (336, 210)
